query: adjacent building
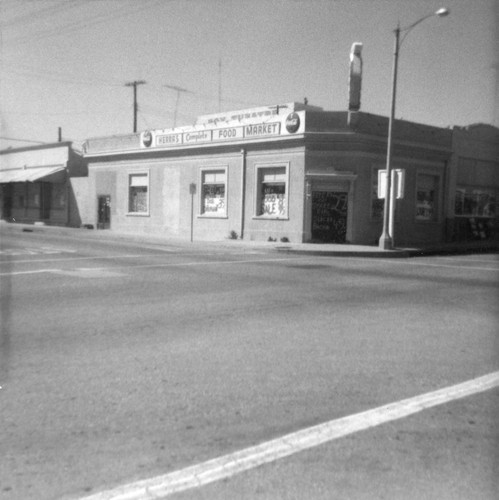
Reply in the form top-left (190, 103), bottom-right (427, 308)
top-left (0, 142), bottom-right (88, 227)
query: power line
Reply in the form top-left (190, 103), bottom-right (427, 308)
top-left (164, 84), bottom-right (194, 128)
top-left (0, 136), bottom-right (47, 145)
top-left (3, 0), bottom-right (164, 46)
top-left (0, 63), bottom-right (124, 88)
top-left (0, 0), bottom-right (81, 29)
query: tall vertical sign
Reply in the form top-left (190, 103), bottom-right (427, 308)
top-left (348, 43), bottom-right (363, 112)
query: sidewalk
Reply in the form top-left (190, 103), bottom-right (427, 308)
top-left (273, 238), bottom-right (499, 258)
top-left (1, 220), bottom-right (498, 258)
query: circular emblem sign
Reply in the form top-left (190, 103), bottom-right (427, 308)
top-left (142, 131), bottom-right (153, 148)
top-left (285, 113), bottom-right (300, 134)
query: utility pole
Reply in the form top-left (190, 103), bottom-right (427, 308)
top-left (125, 80), bottom-right (146, 132)
top-left (164, 84), bottom-right (193, 128)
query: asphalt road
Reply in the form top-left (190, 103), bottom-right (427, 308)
top-left (0, 226), bottom-right (498, 500)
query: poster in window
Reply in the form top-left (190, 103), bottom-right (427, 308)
top-left (130, 187), bottom-right (148, 212)
top-left (261, 184), bottom-right (286, 216)
top-left (203, 185), bottom-right (225, 214)
top-left (416, 189), bottom-right (434, 220)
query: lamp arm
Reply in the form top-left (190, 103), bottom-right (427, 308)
top-left (398, 13), bottom-right (434, 47)
top-left (399, 9), bottom-right (448, 48)
top-left (400, 12), bottom-right (435, 32)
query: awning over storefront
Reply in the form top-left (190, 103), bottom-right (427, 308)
top-left (0, 165), bottom-right (66, 183)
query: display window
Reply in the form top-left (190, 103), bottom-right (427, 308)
top-left (200, 169), bottom-right (227, 216)
top-left (52, 183), bottom-right (66, 209)
top-left (255, 165), bottom-right (288, 218)
top-left (455, 187), bottom-right (497, 217)
top-left (416, 174), bottom-right (439, 221)
top-left (128, 172), bottom-right (149, 214)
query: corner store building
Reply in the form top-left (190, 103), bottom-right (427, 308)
top-left (82, 103), bottom-right (460, 246)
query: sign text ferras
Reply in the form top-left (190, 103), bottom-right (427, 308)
top-left (156, 133), bottom-right (182, 146)
top-left (142, 116), bottom-right (297, 149)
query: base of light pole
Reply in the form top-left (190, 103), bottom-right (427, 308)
top-left (379, 234), bottom-right (393, 250)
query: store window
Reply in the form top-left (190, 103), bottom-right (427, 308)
top-left (474, 190), bottom-right (496, 217)
top-left (52, 183), bottom-right (66, 209)
top-left (201, 169), bottom-right (227, 216)
top-left (27, 183), bottom-right (40, 208)
top-left (454, 188), bottom-right (465, 215)
top-left (416, 174), bottom-right (439, 221)
top-left (455, 187), bottom-right (496, 217)
top-left (255, 165), bottom-right (288, 218)
top-left (128, 172), bottom-right (149, 214)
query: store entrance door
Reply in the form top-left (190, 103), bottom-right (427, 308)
top-left (2, 184), bottom-right (13, 220)
top-left (97, 195), bottom-right (111, 229)
top-left (40, 183), bottom-right (52, 220)
top-left (311, 191), bottom-right (348, 243)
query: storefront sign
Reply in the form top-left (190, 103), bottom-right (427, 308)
top-left (142, 131), bottom-right (153, 147)
top-left (199, 107), bottom-right (279, 125)
top-left (141, 113), bottom-right (300, 150)
top-left (213, 127), bottom-right (244, 141)
top-left (184, 130), bottom-right (212, 144)
top-left (285, 113), bottom-right (300, 133)
top-left (245, 122), bottom-right (280, 138)
top-left (156, 133), bottom-right (182, 146)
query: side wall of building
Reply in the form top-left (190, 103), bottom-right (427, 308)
top-left (87, 145), bottom-right (307, 243)
top-left (244, 146), bottom-right (305, 242)
top-left (87, 150), bottom-right (245, 240)
top-left (303, 115), bottom-right (452, 247)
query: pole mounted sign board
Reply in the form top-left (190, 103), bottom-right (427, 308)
top-left (378, 169), bottom-right (405, 199)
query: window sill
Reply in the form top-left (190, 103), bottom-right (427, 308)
top-left (127, 212), bottom-right (150, 217)
top-left (253, 216), bottom-right (289, 221)
top-left (198, 214), bottom-right (228, 219)
top-left (454, 214), bottom-right (497, 218)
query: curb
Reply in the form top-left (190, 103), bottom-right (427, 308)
top-left (274, 246), bottom-right (412, 258)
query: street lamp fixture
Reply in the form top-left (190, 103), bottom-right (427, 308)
top-left (378, 8), bottom-right (450, 250)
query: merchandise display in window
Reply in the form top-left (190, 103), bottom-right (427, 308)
top-left (201, 170), bottom-right (226, 215)
top-left (256, 166), bottom-right (287, 218)
top-left (416, 175), bottom-right (438, 221)
top-left (128, 173), bottom-right (148, 213)
top-left (261, 184), bottom-right (286, 217)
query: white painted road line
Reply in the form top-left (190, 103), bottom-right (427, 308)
top-left (78, 371), bottom-right (499, 500)
top-left (353, 257), bottom-right (499, 273)
top-left (0, 269), bottom-right (54, 276)
top-left (0, 257), bottom-right (307, 277)
top-left (2, 254), bottom-right (498, 277)
top-left (0, 253), bottom-right (170, 266)
top-left (402, 261), bottom-right (499, 272)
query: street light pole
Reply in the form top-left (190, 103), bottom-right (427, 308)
top-left (379, 25), bottom-right (400, 250)
top-left (379, 8), bottom-right (450, 250)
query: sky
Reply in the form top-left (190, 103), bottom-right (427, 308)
top-left (0, 0), bottom-right (498, 150)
